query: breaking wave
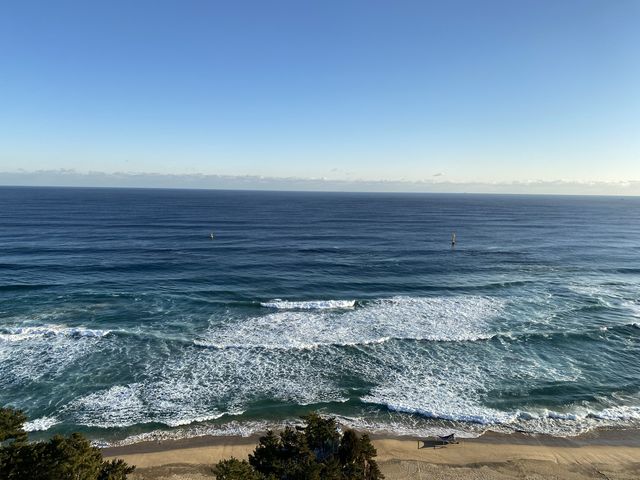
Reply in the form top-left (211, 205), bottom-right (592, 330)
top-left (199, 295), bottom-right (503, 350)
top-left (0, 323), bottom-right (114, 384)
top-left (260, 299), bottom-right (356, 310)
top-left (0, 325), bottom-right (111, 342)
top-left (364, 398), bottom-right (640, 436)
top-left (24, 416), bottom-right (61, 432)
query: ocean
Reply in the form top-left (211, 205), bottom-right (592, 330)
top-left (1, 187), bottom-right (639, 444)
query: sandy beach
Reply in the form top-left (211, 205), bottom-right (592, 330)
top-left (103, 429), bottom-right (640, 479)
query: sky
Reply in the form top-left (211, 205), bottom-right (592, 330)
top-left (1, 0), bottom-right (639, 193)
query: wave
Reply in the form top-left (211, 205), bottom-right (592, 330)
top-left (566, 284), bottom-right (640, 315)
top-left (53, 398), bottom-right (640, 442)
top-left (194, 336), bottom-right (398, 351)
top-left (0, 325), bottom-right (111, 342)
top-left (99, 413), bottom-right (481, 447)
top-left (332, 414), bottom-right (482, 439)
top-left (98, 419), bottom-right (301, 447)
top-left (59, 340), bottom-right (348, 429)
top-left (372, 401), bottom-right (513, 426)
top-left (627, 304), bottom-right (640, 318)
top-left (24, 416), bottom-right (61, 432)
top-left (198, 295), bottom-right (503, 350)
top-left (3, 306), bottom-right (555, 353)
top-left (364, 399), bottom-right (640, 435)
top-left (260, 299), bottom-right (356, 310)
top-left (614, 267), bottom-right (640, 274)
top-left (352, 328), bottom-right (640, 437)
top-left (0, 283), bottom-right (56, 291)
top-left (201, 295), bottom-right (638, 351)
top-left (444, 280), bottom-right (532, 291)
top-left (61, 384), bottom-right (245, 429)
top-left (0, 324), bottom-right (114, 384)
top-left (488, 322), bottom-right (640, 344)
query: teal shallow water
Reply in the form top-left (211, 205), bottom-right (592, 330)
top-left (1, 187), bottom-right (639, 443)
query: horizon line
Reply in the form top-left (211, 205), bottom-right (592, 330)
top-left (2, 183), bottom-right (639, 198)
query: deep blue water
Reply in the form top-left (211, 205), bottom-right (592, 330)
top-left (1, 187), bottom-right (639, 442)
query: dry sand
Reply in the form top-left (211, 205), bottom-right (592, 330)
top-left (103, 429), bottom-right (640, 479)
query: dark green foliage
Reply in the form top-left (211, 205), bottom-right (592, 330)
top-left (40, 433), bottom-right (104, 479)
top-left (250, 427), bottom-right (321, 480)
top-left (214, 413), bottom-right (383, 480)
top-left (318, 457), bottom-right (342, 480)
top-left (0, 407), bottom-right (27, 445)
top-left (213, 457), bottom-right (261, 480)
top-left (278, 426), bottom-right (322, 479)
top-left (338, 432), bottom-right (383, 480)
top-left (0, 407), bottom-right (134, 480)
top-left (301, 413), bottom-right (340, 462)
top-left (358, 435), bottom-right (383, 480)
top-left (98, 459), bottom-right (136, 480)
top-left (248, 430), bottom-right (282, 477)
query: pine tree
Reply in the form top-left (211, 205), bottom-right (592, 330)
top-left (339, 430), bottom-right (384, 480)
top-left (213, 457), bottom-right (261, 480)
top-left (0, 407), bottom-right (28, 445)
top-left (0, 407), bottom-right (134, 480)
top-left (98, 459), bottom-right (135, 480)
top-left (359, 434), bottom-right (383, 480)
top-left (249, 430), bottom-right (282, 478)
top-left (301, 413), bottom-right (340, 462)
top-left (219, 414), bottom-right (384, 480)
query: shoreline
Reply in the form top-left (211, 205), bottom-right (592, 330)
top-left (103, 427), bottom-right (640, 479)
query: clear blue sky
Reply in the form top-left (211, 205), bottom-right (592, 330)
top-left (1, 0), bottom-right (639, 191)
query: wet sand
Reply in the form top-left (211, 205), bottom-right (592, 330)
top-left (103, 429), bottom-right (640, 479)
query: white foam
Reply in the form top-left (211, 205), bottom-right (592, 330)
top-left (64, 344), bottom-right (346, 428)
top-left (351, 335), bottom-right (515, 428)
top-left (200, 296), bottom-right (502, 350)
top-left (10, 296), bottom-right (500, 431)
top-left (362, 397), bottom-right (640, 436)
top-left (0, 324), bottom-right (112, 383)
top-left (101, 414), bottom-right (482, 447)
top-left (92, 399), bottom-right (640, 445)
top-left (66, 383), bottom-right (243, 428)
top-left (627, 303), bottom-right (640, 318)
top-left (0, 325), bottom-right (110, 342)
top-left (567, 283), bottom-right (617, 299)
top-left (24, 416), bottom-right (61, 432)
top-left (568, 284), bottom-right (640, 321)
top-left (355, 330), bottom-right (608, 437)
top-left (361, 343), bottom-right (640, 436)
top-left (103, 419), bottom-right (300, 447)
top-left (261, 299), bottom-right (356, 310)
top-left (363, 384), bottom-right (515, 427)
top-left (591, 405), bottom-right (640, 421)
top-left (332, 414), bottom-right (481, 439)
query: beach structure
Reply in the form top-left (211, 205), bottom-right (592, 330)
top-left (418, 433), bottom-right (460, 450)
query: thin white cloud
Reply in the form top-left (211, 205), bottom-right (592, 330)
top-left (0, 169), bottom-right (639, 195)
